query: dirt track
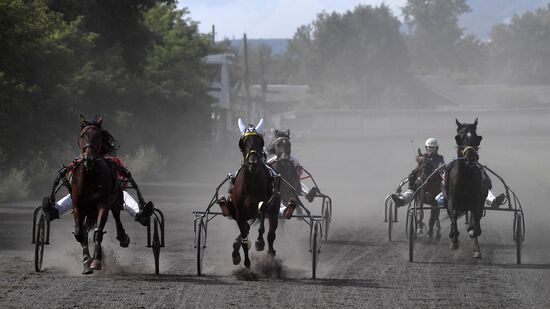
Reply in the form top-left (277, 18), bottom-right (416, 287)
top-left (1, 113), bottom-right (550, 308)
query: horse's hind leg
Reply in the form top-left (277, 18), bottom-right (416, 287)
top-left (256, 212), bottom-right (266, 251)
top-left (471, 207), bottom-right (483, 259)
top-left (112, 206), bottom-right (130, 248)
top-left (428, 206), bottom-right (441, 240)
top-left (91, 206), bottom-right (109, 270)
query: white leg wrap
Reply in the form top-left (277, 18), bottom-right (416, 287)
top-left (485, 190), bottom-right (496, 206)
top-left (435, 192), bottom-right (445, 206)
top-left (279, 203), bottom-right (286, 217)
top-left (123, 191), bottom-right (139, 218)
top-left (55, 194), bottom-right (73, 216)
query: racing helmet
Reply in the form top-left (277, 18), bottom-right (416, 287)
top-left (425, 138), bottom-right (438, 148)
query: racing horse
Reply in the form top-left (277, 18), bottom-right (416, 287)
top-left (412, 149), bottom-right (442, 240)
top-left (268, 130), bottom-right (300, 219)
top-left (72, 115), bottom-right (128, 274)
top-left (229, 119), bottom-right (280, 268)
top-left (446, 118), bottom-right (487, 258)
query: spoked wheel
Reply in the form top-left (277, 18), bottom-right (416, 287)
top-left (323, 205), bottom-right (330, 242)
top-left (515, 214), bottom-right (522, 265)
top-left (311, 221), bottom-right (320, 279)
top-left (196, 220), bottom-right (206, 276)
top-left (388, 202), bottom-right (393, 242)
top-left (152, 217), bottom-right (161, 275)
top-left (408, 210), bottom-right (415, 262)
top-left (34, 213), bottom-right (46, 272)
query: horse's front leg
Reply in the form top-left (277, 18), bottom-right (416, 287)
top-left (471, 206), bottom-right (483, 259)
top-left (91, 205), bottom-right (109, 270)
top-left (72, 206), bottom-right (86, 243)
top-left (428, 205), bottom-right (441, 240)
top-left (448, 206), bottom-right (460, 250)
top-left (234, 219), bottom-right (251, 267)
top-left (81, 230), bottom-right (93, 275)
top-left (267, 207), bottom-right (279, 257)
top-left (255, 211), bottom-right (266, 251)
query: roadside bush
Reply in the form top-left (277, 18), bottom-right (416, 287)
top-left (123, 145), bottom-right (167, 182)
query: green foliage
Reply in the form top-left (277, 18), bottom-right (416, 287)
top-left (0, 1), bottom-right (215, 185)
top-left (489, 6), bottom-right (550, 84)
top-left (403, 0), bottom-right (475, 74)
top-left (0, 168), bottom-right (30, 202)
top-left (279, 4), bottom-right (410, 108)
top-left (123, 145), bottom-right (167, 182)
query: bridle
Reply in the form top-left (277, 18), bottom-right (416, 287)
top-left (241, 131), bottom-right (264, 167)
top-left (78, 125), bottom-right (102, 170)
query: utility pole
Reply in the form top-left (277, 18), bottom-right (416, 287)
top-left (259, 50), bottom-right (267, 119)
top-left (243, 33), bottom-right (250, 121)
top-left (211, 25), bottom-right (215, 44)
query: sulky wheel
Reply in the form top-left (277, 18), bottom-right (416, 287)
top-left (196, 220), bottom-right (206, 276)
top-left (152, 217), bottom-right (161, 275)
top-left (34, 213), bottom-right (46, 272)
top-left (515, 214), bottom-right (522, 265)
top-left (311, 221), bottom-right (320, 279)
top-left (408, 209), bottom-right (415, 262)
top-left (388, 201), bottom-right (393, 242)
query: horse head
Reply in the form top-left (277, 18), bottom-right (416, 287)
top-left (455, 118), bottom-right (482, 167)
top-left (238, 118), bottom-right (265, 170)
top-left (414, 148), bottom-right (438, 189)
top-left (78, 115), bottom-right (103, 171)
top-left (274, 129), bottom-right (291, 160)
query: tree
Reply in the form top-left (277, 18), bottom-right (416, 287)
top-left (279, 4), bottom-right (409, 108)
top-left (402, 0), bottom-right (471, 73)
top-left (489, 5), bottom-right (550, 84)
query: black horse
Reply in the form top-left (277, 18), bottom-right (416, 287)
top-left (268, 130), bottom-right (300, 219)
top-left (412, 149), bottom-right (442, 240)
top-left (446, 118), bottom-right (487, 258)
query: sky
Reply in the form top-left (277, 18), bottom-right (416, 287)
top-left (180, 0), bottom-right (406, 39)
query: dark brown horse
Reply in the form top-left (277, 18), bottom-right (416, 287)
top-left (228, 119), bottom-right (279, 268)
top-left (268, 131), bottom-right (300, 218)
top-left (412, 149), bottom-right (442, 240)
top-left (72, 115), bottom-right (128, 274)
top-left (446, 118), bottom-right (487, 258)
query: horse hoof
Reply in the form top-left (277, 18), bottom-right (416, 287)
top-left (82, 258), bottom-right (93, 275)
top-left (435, 233), bottom-right (442, 242)
top-left (267, 249), bottom-right (276, 256)
top-left (117, 234), bottom-right (130, 248)
top-left (450, 241), bottom-right (459, 250)
top-left (473, 252), bottom-right (482, 259)
top-left (244, 260), bottom-right (251, 268)
top-left (232, 253), bottom-right (241, 265)
top-left (468, 229), bottom-right (475, 238)
top-left (90, 258), bottom-right (102, 270)
top-left (255, 240), bottom-right (265, 251)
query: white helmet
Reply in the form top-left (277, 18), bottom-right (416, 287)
top-left (425, 138), bottom-right (438, 148)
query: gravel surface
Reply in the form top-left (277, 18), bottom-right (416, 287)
top-left (1, 114), bottom-right (550, 308)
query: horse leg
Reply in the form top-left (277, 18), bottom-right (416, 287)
top-left (81, 230), bottom-right (93, 275)
top-left (255, 212), bottom-right (266, 251)
top-left (91, 206), bottom-right (109, 270)
top-left (434, 207), bottom-right (441, 241)
top-left (449, 209), bottom-right (460, 250)
top-left (238, 220), bottom-right (251, 268)
top-left (416, 208), bottom-right (424, 235)
top-left (112, 206), bottom-right (130, 248)
top-left (72, 207), bottom-right (86, 243)
top-left (471, 207), bottom-right (483, 259)
top-left (427, 206), bottom-right (435, 238)
top-left (267, 212), bottom-right (279, 256)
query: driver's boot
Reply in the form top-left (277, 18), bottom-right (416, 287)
top-left (42, 197), bottom-right (59, 221)
top-left (135, 201), bottom-right (154, 226)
